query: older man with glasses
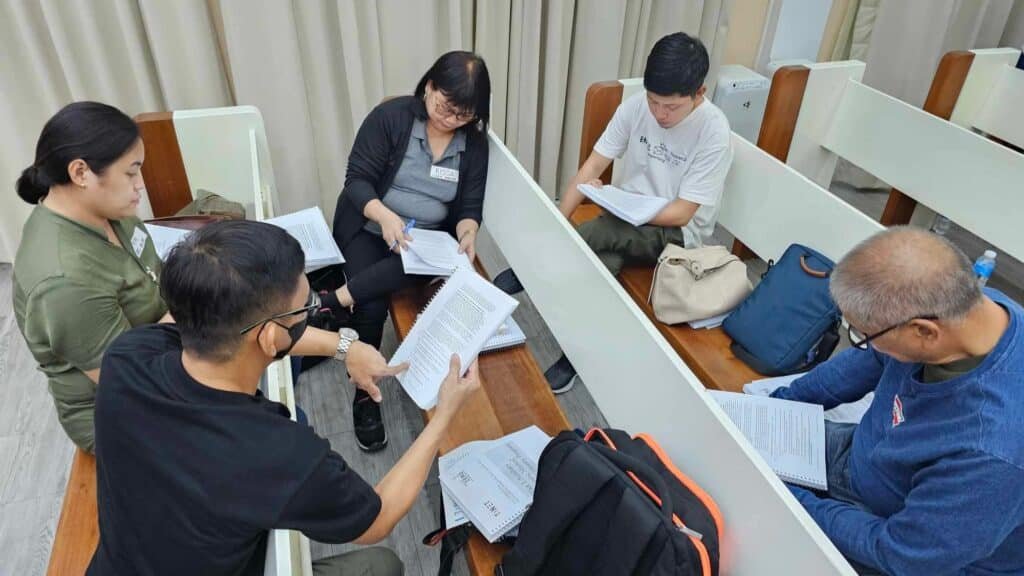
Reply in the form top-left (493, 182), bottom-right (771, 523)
top-left (769, 226), bottom-right (1024, 576)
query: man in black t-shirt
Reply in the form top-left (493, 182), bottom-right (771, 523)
top-left (87, 221), bottom-right (481, 575)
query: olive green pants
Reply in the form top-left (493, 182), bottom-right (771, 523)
top-left (312, 547), bottom-right (403, 576)
top-left (576, 213), bottom-right (685, 276)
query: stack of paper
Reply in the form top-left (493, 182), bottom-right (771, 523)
top-left (577, 183), bottom-right (671, 227)
top-left (400, 228), bottom-right (473, 276)
top-left (389, 268), bottom-right (518, 410)
top-left (144, 224), bottom-right (192, 261)
top-left (708, 391), bottom-right (827, 490)
top-left (266, 207), bottom-right (345, 272)
top-left (687, 312), bottom-right (731, 330)
top-left (439, 426), bottom-right (552, 542)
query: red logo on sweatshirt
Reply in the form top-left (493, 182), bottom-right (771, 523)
top-left (892, 394), bottom-right (905, 427)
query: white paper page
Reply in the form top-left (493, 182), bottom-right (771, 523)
top-left (577, 183), bottom-right (671, 226)
top-left (441, 426), bottom-right (550, 542)
top-left (438, 440), bottom-right (490, 529)
top-left (266, 207), bottom-right (344, 270)
top-left (401, 229), bottom-right (472, 275)
top-left (144, 224), bottom-right (191, 261)
top-left (709, 391), bottom-right (827, 490)
top-left (743, 373), bottom-right (874, 424)
top-left (390, 268), bottom-right (518, 409)
top-left (687, 311), bottom-right (731, 330)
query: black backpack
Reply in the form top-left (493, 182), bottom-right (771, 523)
top-left (497, 429), bottom-right (723, 576)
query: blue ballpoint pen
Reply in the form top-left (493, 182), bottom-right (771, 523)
top-left (390, 219), bottom-right (416, 251)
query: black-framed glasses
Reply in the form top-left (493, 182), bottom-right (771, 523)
top-left (239, 291), bottom-right (321, 335)
top-left (847, 315), bottom-right (939, 350)
top-left (431, 90), bottom-right (475, 123)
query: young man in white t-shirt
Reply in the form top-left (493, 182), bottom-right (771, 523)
top-left (550, 32), bottom-right (733, 393)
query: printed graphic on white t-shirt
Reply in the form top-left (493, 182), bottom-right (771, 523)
top-left (593, 91), bottom-right (733, 247)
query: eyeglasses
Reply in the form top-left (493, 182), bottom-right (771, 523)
top-left (847, 315), bottom-right (939, 350)
top-left (239, 291), bottom-right (321, 335)
top-left (431, 90), bottom-right (475, 123)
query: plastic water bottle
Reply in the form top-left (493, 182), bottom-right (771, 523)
top-left (973, 250), bottom-right (997, 287)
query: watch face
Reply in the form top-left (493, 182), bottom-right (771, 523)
top-left (340, 327), bottom-right (359, 341)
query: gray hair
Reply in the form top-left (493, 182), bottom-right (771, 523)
top-left (830, 227), bottom-right (982, 331)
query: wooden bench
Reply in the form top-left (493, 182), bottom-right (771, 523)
top-left (570, 204), bottom-right (760, 392)
top-left (46, 449), bottom-right (99, 575)
top-left (389, 265), bottom-right (569, 574)
top-left (567, 68), bottom-right (832, 393)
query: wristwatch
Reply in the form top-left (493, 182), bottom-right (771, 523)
top-left (334, 328), bottom-right (360, 362)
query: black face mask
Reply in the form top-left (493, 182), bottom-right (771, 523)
top-left (271, 317), bottom-right (309, 360)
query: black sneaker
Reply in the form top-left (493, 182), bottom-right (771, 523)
top-left (493, 268), bottom-right (525, 296)
top-left (545, 354), bottom-right (578, 395)
top-left (353, 389), bottom-right (388, 452)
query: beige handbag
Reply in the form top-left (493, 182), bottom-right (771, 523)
top-left (648, 244), bottom-right (753, 325)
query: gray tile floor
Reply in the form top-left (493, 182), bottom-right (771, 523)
top-left (3, 183), bottom-right (1020, 576)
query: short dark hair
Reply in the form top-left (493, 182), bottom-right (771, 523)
top-left (16, 101), bottom-right (140, 205)
top-left (414, 51), bottom-right (491, 131)
top-left (644, 32), bottom-right (709, 98)
top-left (161, 220), bottom-right (305, 361)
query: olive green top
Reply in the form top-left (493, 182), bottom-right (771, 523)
top-left (13, 204), bottom-right (166, 449)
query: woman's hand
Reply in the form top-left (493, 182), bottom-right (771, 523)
top-left (457, 228), bottom-right (477, 263)
top-left (379, 209), bottom-right (411, 253)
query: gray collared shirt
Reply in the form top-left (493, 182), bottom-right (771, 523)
top-left (365, 118), bottom-right (466, 235)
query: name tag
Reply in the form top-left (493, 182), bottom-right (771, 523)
top-left (430, 165), bottom-right (459, 183)
top-left (131, 227), bottom-right (148, 258)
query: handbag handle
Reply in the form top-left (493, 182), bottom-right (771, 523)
top-left (589, 442), bottom-right (674, 522)
top-left (800, 255), bottom-right (830, 278)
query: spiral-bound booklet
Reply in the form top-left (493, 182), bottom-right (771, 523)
top-left (708, 391), bottom-right (828, 490)
top-left (389, 268), bottom-right (518, 409)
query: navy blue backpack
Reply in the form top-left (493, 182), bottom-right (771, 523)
top-left (722, 244), bottom-right (841, 376)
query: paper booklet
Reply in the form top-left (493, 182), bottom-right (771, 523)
top-left (265, 207), bottom-right (345, 272)
top-left (577, 183), bottom-right (671, 227)
top-left (400, 228), bottom-right (474, 276)
top-left (144, 224), bottom-right (191, 261)
top-left (743, 374), bottom-right (874, 425)
top-left (481, 316), bottom-right (527, 353)
top-left (439, 426), bottom-right (552, 542)
top-left (708, 391), bottom-right (828, 490)
top-left (389, 268), bottom-right (518, 410)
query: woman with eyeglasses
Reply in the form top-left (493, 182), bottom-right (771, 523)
top-left (326, 51), bottom-right (491, 452)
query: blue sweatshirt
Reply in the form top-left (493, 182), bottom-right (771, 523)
top-left (773, 289), bottom-right (1024, 575)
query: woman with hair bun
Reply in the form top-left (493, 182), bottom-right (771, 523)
top-left (13, 101), bottom-right (163, 452)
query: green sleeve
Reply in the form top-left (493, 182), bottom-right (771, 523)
top-left (27, 277), bottom-right (132, 372)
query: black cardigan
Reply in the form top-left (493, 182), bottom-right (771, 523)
top-left (332, 96), bottom-right (489, 250)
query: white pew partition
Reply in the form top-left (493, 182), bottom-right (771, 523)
top-left (948, 48), bottom-right (1022, 144)
top-left (720, 136), bottom-right (884, 264)
top-left (170, 106), bottom-right (279, 219)
top-left (821, 79), bottom-right (1024, 262)
top-left (483, 133), bottom-right (855, 575)
top-left (970, 60), bottom-right (1024, 150)
top-left (262, 360), bottom-right (314, 576)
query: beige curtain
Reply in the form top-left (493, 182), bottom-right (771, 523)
top-left (0, 0), bottom-right (729, 263)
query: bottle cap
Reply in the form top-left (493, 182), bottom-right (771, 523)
top-left (983, 250), bottom-right (997, 259)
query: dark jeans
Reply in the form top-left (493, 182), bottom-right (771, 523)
top-left (343, 229), bottom-right (423, 348)
top-left (823, 421), bottom-right (884, 576)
